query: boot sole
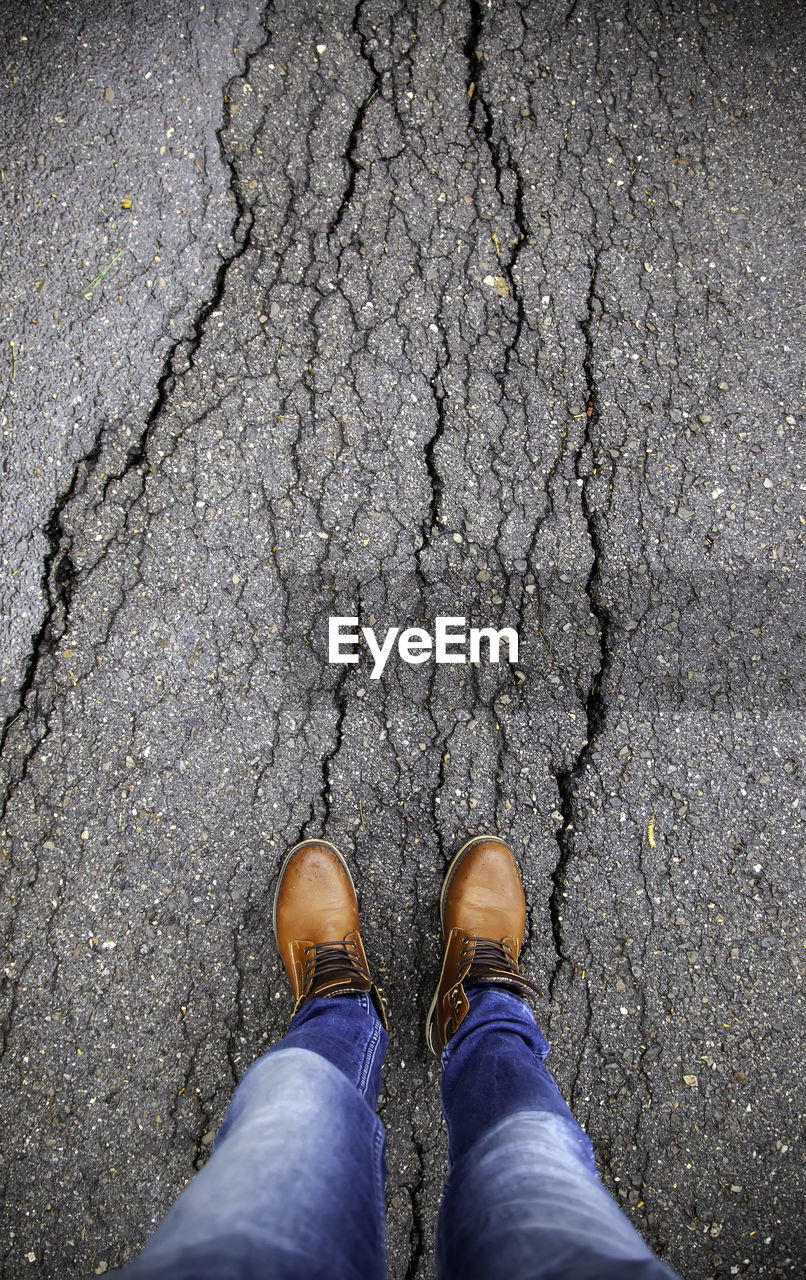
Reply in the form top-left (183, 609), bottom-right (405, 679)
top-left (426, 833), bottom-right (511, 1054)
top-left (272, 837), bottom-right (356, 940)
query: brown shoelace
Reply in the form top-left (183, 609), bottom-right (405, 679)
top-left (459, 935), bottom-right (519, 977)
top-left (303, 939), bottom-right (370, 992)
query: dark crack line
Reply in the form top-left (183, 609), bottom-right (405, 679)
top-left (99, 5), bottom-right (275, 511)
top-left (302, 664), bottom-right (349, 840)
top-left (550, 252), bottom-right (610, 993)
top-left (225, 925), bottom-right (247, 1091)
top-left (327, 0), bottom-right (382, 242)
top-left (172, 1034), bottom-right (216, 1174)
top-left (405, 1135), bottom-right (426, 1278)
top-left (416, 366), bottom-right (448, 571)
top-left (191, 1090), bottom-right (218, 1173)
top-left (464, 0), bottom-right (528, 373)
top-left (468, 660), bottom-right (510, 829)
top-left (0, 9), bottom-right (274, 823)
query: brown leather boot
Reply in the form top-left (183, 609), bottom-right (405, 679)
top-left (273, 838), bottom-right (388, 1028)
top-left (426, 834), bottom-right (540, 1054)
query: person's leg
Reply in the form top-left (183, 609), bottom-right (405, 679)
top-left (438, 984), bottom-right (679, 1280)
top-left (427, 835), bottom-right (680, 1280)
top-left (123, 840), bottom-right (389, 1280)
top-left (123, 994), bottom-right (387, 1280)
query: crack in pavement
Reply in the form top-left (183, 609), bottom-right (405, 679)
top-left (464, 0), bottom-right (527, 373)
top-left (0, 8), bottom-right (275, 824)
top-left (417, 367), bottom-right (448, 569)
top-left (550, 249), bottom-right (609, 991)
top-left (302, 662), bottom-right (349, 839)
top-left (405, 1132), bottom-right (426, 1278)
top-left (327, 0), bottom-right (383, 243)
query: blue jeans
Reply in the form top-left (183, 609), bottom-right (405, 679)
top-left (123, 986), bottom-right (680, 1279)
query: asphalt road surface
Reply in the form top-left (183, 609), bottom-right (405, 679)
top-left (1, 1), bottom-right (803, 1277)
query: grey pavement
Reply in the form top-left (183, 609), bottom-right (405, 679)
top-left (0, 1), bottom-right (804, 1277)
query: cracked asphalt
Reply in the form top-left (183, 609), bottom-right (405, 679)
top-left (1, 1), bottom-right (803, 1276)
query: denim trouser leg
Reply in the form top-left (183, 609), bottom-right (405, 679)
top-left (437, 984), bottom-right (681, 1280)
top-left (122, 993), bottom-right (388, 1280)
